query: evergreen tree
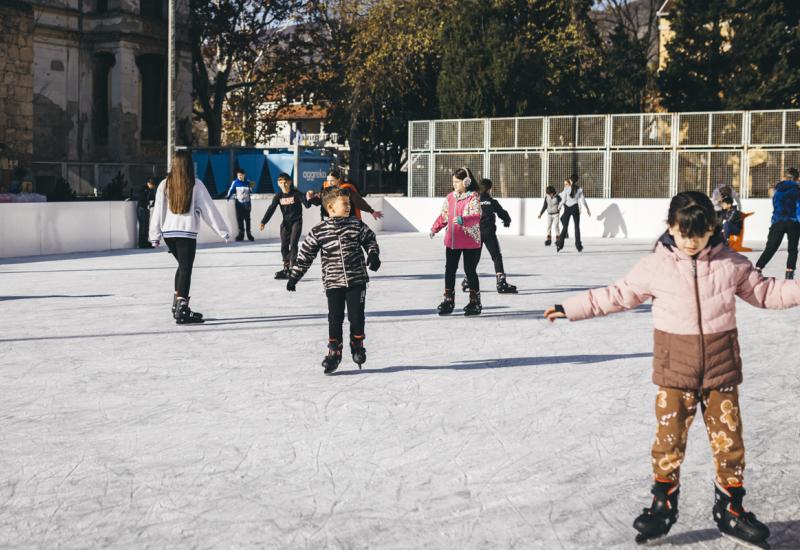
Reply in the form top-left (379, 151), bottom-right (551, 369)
top-left (602, 22), bottom-right (649, 112)
top-left (657, 0), bottom-right (730, 111)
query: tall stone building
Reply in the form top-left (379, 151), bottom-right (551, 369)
top-left (1, 0), bottom-right (193, 194)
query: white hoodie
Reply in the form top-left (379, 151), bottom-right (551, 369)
top-left (149, 178), bottom-right (230, 242)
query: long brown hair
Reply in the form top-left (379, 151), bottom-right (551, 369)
top-left (166, 150), bottom-right (195, 214)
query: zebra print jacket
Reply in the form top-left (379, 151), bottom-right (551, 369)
top-left (289, 216), bottom-right (380, 289)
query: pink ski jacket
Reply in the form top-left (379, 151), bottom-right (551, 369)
top-left (562, 236), bottom-right (800, 389)
top-left (431, 191), bottom-right (482, 249)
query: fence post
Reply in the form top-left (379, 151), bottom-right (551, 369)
top-left (669, 113), bottom-right (679, 197)
top-left (428, 121), bottom-right (435, 197)
top-left (483, 118), bottom-right (490, 186)
top-left (741, 111), bottom-right (751, 200)
top-left (542, 117), bottom-right (549, 199)
top-left (603, 114), bottom-right (612, 198)
top-left (407, 121), bottom-right (413, 196)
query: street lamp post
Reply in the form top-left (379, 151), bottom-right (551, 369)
top-left (167, 0), bottom-right (176, 171)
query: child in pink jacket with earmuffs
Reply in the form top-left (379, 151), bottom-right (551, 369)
top-left (430, 167), bottom-right (483, 316)
top-left (545, 191), bottom-right (800, 548)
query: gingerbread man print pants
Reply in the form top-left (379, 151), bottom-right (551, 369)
top-left (651, 386), bottom-right (745, 486)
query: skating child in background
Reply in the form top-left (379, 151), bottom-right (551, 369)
top-left (544, 191), bottom-right (800, 548)
top-left (259, 172), bottom-right (311, 279)
top-left (150, 150), bottom-right (230, 324)
top-left (306, 169), bottom-right (383, 221)
top-left (461, 178), bottom-right (517, 294)
top-left (430, 167), bottom-right (483, 316)
top-left (556, 176), bottom-right (590, 252)
top-left (226, 168), bottom-right (254, 241)
top-left (755, 167), bottom-right (800, 280)
top-left (720, 196), bottom-right (742, 243)
top-left (287, 186), bottom-right (381, 375)
top-left (538, 185), bottom-right (562, 246)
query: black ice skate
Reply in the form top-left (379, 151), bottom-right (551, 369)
top-left (322, 340), bottom-right (343, 375)
top-left (545, 237), bottom-right (552, 246)
top-left (555, 238), bottom-right (564, 252)
top-left (174, 297), bottom-right (204, 325)
top-left (274, 262), bottom-right (290, 280)
top-left (633, 480), bottom-right (679, 545)
top-left (235, 232), bottom-right (244, 242)
top-left (713, 483), bottom-right (770, 549)
top-left (464, 289), bottom-right (482, 316)
top-left (437, 289), bottom-right (455, 315)
top-left (247, 232), bottom-right (255, 242)
top-left (350, 336), bottom-right (367, 368)
top-left (496, 274), bottom-right (518, 294)
top-left (576, 243), bottom-right (584, 252)
top-left (786, 270), bottom-right (794, 280)
top-left (461, 277), bottom-right (470, 293)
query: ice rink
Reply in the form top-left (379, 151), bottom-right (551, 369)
top-left (1, 234), bottom-right (799, 549)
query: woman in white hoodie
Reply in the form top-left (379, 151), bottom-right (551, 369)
top-left (149, 150), bottom-right (230, 324)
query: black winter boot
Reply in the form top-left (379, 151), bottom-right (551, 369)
top-left (555, 238), bottom-right (564, 252)
top-left (437, 289), bottom-right (455, 315)
top-left (633, 480), bottom-right (679, 544)
top-left (235, 232), bottom-right (244, 242)
top-left (322, 340), bottom-right (343, 375)
top-left (464, 289), bottom-right (482, 316)
top-left (247, 232), bottom-right (255, 242)
top-left (545, 236), bottom-right (552, 246)
top-left (275, 262), bottom-right (290, 279)
top-left (713, 483), bottom-right (770, 548)
top-left (496, 274), bottom-right (518, 294)
top-left (461, 277), bottom-right (470, 293)
top-left (174, 297), bottom-right (204, 325)
top-left (350, 335), bottom-right (367, 368)
top-left (786, 269), bottom-right (794, 280)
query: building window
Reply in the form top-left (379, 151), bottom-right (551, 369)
top-left (93, 52), bottom-right (115, 145)
top-left (96, 0), bottom-right (108, 13)
top-left (136, 54), bottom-right (167, 141)
top-left (140, 0), bottom-right (163, 18)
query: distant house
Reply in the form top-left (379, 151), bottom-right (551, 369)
top-left (657, 0), bottom-right (732, 71)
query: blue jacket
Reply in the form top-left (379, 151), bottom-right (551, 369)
top-left (771, 180), bottom-right (799, 224)
top-left (226, 179), bottom-right (251, 204)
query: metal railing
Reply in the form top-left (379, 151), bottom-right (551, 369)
top-left (408, 109), bottom-right (800, 199)
top-left (31, 162), bottom-right (164, 196)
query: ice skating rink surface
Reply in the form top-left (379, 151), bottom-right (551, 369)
top-left (1, 234), bottom-right (799, 549)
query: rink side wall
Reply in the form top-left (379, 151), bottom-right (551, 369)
top-left (0, 198), bottom-right (776, 258)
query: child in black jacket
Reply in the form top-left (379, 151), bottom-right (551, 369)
top-left (462, 179), bottom-right (518, 294)
top-left (259, 173), bottom-right (312, 279)
top-left (287, 186), bottom-right (381, 374)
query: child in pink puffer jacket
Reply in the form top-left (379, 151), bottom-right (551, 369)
top-left (545, 192), bottom-right (800, 548)
top-left (430, 167), bottom-right (483, 316)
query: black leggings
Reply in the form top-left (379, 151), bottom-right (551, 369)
top-left (756, 220), bottom-right (800, 271)
top-left (280, 221), bottom-right (303, 266)
top-left (445, 248), bottom-right (481, 291)
top-left (559, 204), bottom-right (582, 248)
top-left (326, 285), bottom-right (366, 342)
top-left (165, 237), bottom-right (197, 298)
top-left (481, 232), bottom-right (505, 273)
top-left (235, 202), bottom-right (252, 235)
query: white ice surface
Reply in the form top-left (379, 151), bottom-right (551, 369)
top-left (1, 235), bottom-right (799, 549)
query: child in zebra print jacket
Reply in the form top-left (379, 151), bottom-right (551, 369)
top-left (287, 186), bottom-right (381, 374)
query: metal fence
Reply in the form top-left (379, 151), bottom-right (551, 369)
top-left (31, 162), bottom-right (165, 197)
top-left (408, 110), bottom-right (800, 199)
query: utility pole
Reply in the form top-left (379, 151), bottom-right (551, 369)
top-left (167, 0), bottom-right (176, 170)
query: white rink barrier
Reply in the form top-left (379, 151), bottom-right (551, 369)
top-left (0, 197), bottom-right (777, 259)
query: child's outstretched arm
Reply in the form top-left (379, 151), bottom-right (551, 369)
top-left (360, 223), bottom-right (381, 271)
top-left (494, 197), bottom-right (511, 227)
top-left (735, 257), bottom-right (800, 309)
top-left (430, 197), bottom-right (450, 237)
top-left (287, 229), bottom-right (321, 290)
top-left (260, 194), bottom-right (280, 230)
top-left (545, 257), bottom-right (653, 322)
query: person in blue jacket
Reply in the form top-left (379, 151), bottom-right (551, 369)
top-left (226, 167), bottom-right (254, 241)
top-left (756, 167), bottom-right (800, 279)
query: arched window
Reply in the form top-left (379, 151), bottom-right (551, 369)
top-left (136, 54), bottom-right (167, 141)
top-left (140, 0), bottom-right (163, 18)
top-left (93, 52), bottom-right (115, 145)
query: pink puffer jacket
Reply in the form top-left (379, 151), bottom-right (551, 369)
top-left (563, 237), bottom-right (800, 389)
top-left (431, 191), bottom-right (482, 249)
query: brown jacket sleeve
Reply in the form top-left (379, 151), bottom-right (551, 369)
top-left (344, 184), bottom-right (374, 213)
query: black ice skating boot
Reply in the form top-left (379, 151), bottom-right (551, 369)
top-left (545, 236), bottom-right (552, 246)
top-left (174, 297), bottom-right (204, 325)
top-left (275, 262), bottom-right (290, 279)
top-left (496, 274), bottom-right (518, 294)
top-left (555, 238), bottom-right (564, 252)
top-left (461, 277), bottom-right (470, 293)
top-left (247, 232), bottom-right (255, 242)
top-left (464, 289), bottom-right (482, 316)
top-left (576, 242), bottom-right (584, 252)
top-left (437, 289), bottom-right (455, 315)
top-left (322, 339), bottom-right (343, 375)
top-left (713, 483), bottom-right (770, 549)
top-left (350, 335), bottom-right (367, 368)
top-left (235, 232), bottom-right (244, 242)
top-left (633, 480), bottom-right (679, 545)
top-left (786, 269), bottom-right (794, 280)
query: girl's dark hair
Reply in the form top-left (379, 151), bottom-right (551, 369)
top-left (479, 178), bottom-right (493, 192)
top-left (546, 185), bottom-right (556, 195)
top-left (569, 181), bottom-right (580, 199)
top-left (452, 167), bottom-right (480, 193)
top-left (328, 169), bottom-right (342, 180)
top-left (667, 191), bottom-right (717, 238)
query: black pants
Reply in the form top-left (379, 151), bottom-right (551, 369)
top-left (165, 237), bottom-right (197, 298)
top-left (559, 205), bottom-right (582, 248)
top-left (481, 232), bottom-right (505, 273)
top-left (445, 248), bottom-right (481, 291)
top-left (280, 221), bottom-right (303, 266)
top-left (137, 207), bottom-right (151, 248)
top-left (326, 284), bottom-right (366, 342)
top-left (756, 220), bottom-right (800, 271)
top-left (235, 202), bottom-right (252, 235)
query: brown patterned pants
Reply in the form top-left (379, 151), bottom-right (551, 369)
top-left (651, 386), bottom-right (745, 486)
